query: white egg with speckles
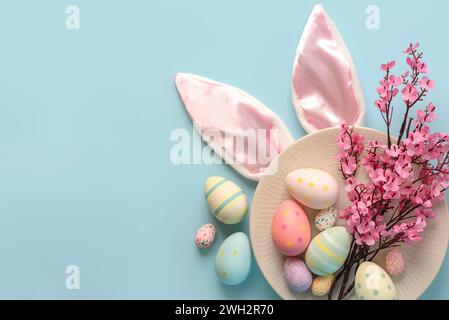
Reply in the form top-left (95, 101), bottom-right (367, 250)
top-left (286, 168), bottom-right (339, 210)
top-left (314, 207), bottom-right (338, 231)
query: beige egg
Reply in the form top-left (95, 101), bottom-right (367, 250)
top-left (311, 274), bottom-right (335, 297)
top-left (286, 168), bottom-right (339, 210)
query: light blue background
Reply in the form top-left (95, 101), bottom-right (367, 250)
top-left (0, 0), bottom-right (448, 299)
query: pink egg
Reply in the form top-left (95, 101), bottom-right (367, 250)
top-left (272, 200), bottom-right (311, 256)
top-left (195, 224), bottom-right (216, 249)
top-left (385, 249), bottom-right (405, 276)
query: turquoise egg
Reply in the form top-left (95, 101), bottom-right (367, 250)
top-left (305, 226), bottom-right (351, 276)
top-left (215, 232), bottom-right (251, 286)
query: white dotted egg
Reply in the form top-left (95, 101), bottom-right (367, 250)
top-left (314, 207), bottom-right (338, 231)
top-left (286, 168), bottom-right (339, 210)
top-left (355, 262), bottom-right (397, 300)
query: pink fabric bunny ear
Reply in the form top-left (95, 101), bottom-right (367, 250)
top-left (292, 4), bottom-right (365, 133)
top-left (175, 73), bottom-right (294, 181)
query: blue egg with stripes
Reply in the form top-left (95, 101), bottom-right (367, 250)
top-left (204, 177), bottom-right (248, 225)
top-left (305, 226), bottom-right (352, 276)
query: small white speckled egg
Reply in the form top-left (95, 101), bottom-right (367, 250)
top-left (355, 262), bottom-right (397, 300)
top-left (311, 274), bottom-right (335, 297)
top-left (204, 177), bottom-right (248, 225)
top-left (195, 224), bottom-right (216, 249)
top-left (385, 249), bottom-right (405, 276)
top-left (286, 168), bottom-right (339, 210)
top-left (314, 207), bottom-right (338, 231)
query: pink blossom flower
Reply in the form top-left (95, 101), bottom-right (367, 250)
top-left (403, 42), bottom-right (420, 54)
top-left (376, 84), bottom-right (388, 96)
top-left (369, 169), bottom-right (387, 184)
top-left (425, 102), bottom-right (438, 122)
top-left (406, 56), bottom-right (417, 69)
top-left (389, 75), bottom-right (403, 87)
top-left (375, 99), bottom-right (387, 113)
top-left (384, 176), bottom-right (400, 193)
top-left (418, 62), bottom-right (429, 73)
top-left (395, 160), bottom-right (413, 179)
top-left (416, 109), bottom-right (426, 122)
top-left (345, 177), bottom-right (356, 192)
top-left (341, 157), bottom-right (358, 175)
top-left (419, 76), bottom-right (435, 90)
top-left (381, 60), bottom-right (396, 71)
top-left (401, 84), bottom-right (418, 102)
top-left (410, 130), bottom-right (427, 144)
top-left (385, 144), bottom-right (401, 157)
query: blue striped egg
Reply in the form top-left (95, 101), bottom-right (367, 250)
top-left (204, 177), bottom-right (248, 225)
top-left (305, 226), bottom-right (351, 276)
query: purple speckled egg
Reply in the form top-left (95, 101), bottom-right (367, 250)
top-left (283, 257), bottom-right (313, 293)
top-left (195, 224), bottom-right (216, 249)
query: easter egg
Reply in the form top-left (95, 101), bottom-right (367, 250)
top-left (215, 232), bottom-right (251, 286)
top-left (204, 177), bottom-right (248, 225)
top-left (355, 262), bottom-right (397, 300)
top-left (314, 207), bottom-right (338, 231)
top-left (311, 274), bottom-right (335, 297)
top-left (283, 257), bottom-right (312, 293)
top-left (305, 226), bottom-right (351, 276)
top-left (272, 200), bottom-right (311, 256)
top-left (286, 168), bottom-right (339, 210)
top-left (385, 249), bottom-right (405, 277)
top-left (195, 224), bottom-right (216, 249)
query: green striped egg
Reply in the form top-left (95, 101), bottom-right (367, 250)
top-left (204, 176), bottom-right (248, 225)
top-left (305, 226), bottom-right (351, 276)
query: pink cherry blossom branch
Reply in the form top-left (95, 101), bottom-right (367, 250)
top-left (329, 43), bottom-right (449, 300)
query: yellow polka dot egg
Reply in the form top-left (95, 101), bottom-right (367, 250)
top-left (204, 177), bottom-right (248, 225)
top-left (286, 168), bottom-right (339, 210)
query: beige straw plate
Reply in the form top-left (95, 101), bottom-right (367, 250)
top-left (249, 127), bottom-right (449, 300)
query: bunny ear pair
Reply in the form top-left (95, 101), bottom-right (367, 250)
top-left (175, 4), bottom-right (365, 181)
